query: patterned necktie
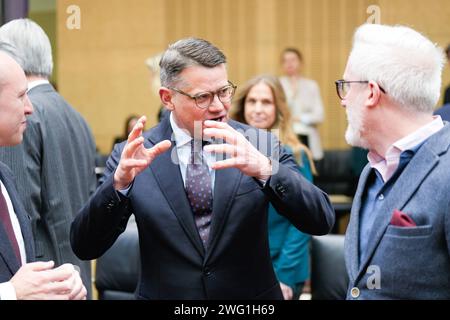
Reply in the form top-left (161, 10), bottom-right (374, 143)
top-left (0, 183), bottom-right (21, 264)
top-left (185, 139), bottom-right (213, 248)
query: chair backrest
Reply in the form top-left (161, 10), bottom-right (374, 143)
top-left (314, 149), bottom-right (355, 196)
top-left (311, 234), bottom-right (349, 300)
top-left (95, 220), bottom-right (140, 300)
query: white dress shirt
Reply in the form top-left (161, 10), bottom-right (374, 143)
top-left (170, 113), bottom-right (216, 189)
top-left (27, 79), bottom-right (49, 91)
top-left (0, 179), bottom-right (27, 300)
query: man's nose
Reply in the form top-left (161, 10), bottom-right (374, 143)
top-left (24, 94), bottom-right (34, 114)
top-left (208, 94), bottom-right (225, 111)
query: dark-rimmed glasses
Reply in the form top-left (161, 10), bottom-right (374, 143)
top-left (335, 79), bottom-right (386, 100)
top-left (168, 81), bottom-right (237, 109)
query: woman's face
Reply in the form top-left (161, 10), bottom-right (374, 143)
top-left (281, 51), bottom-right (302, 76)
top-left (244, 82), bottom-right (277, 130)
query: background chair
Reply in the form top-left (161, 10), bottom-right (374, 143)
top-left (310, 234), bottom-right (348, 300)
top-left (95, 219), bottom-right (140, 299)
top-left (314, 149), bottom-right (367, 233)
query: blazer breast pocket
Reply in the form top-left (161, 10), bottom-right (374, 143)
top-left (385, 224), bottom-right (433, 237)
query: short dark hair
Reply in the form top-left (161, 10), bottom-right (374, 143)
top-left (159, 38), bottom-right (226, 87)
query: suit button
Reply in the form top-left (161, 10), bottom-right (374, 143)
top-left (351, 287), bottom-right (360, 298)
top-left (204, 268), bottom-right (211, 276)
top-left (275, 184), bottom-right (286, 194)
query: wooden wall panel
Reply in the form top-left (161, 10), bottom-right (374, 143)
top-left (57, 0), bottom-right (450, 154)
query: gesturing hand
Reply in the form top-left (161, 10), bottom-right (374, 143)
top-left (114, 116), bottom-right (171, 190)
top-left (203, 120), bottom-right (272, 180)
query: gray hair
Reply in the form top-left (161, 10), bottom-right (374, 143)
top-left (347, 24), bottom-right (445, 113)
top-left (159, 38), bottom-right (226, 87)
top-left (0, 18), bottom-right (53, 78)
top-left (0, 41), bottom-right (24, 67)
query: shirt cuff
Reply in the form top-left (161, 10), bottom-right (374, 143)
top-left (0, 282), bottom-right (17, 300)
top-left (258, 178), bottom-right (268, 187)
top-left (117, 184), bottom-right (132, 196)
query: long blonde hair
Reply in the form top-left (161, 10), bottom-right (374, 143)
top-left (232, 74), bottom-right (317, 175)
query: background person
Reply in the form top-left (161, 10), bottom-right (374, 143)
top-left (71, 38), bottom-right (335, 299)
top-left (0, 19), bottom-right (96, 298)
top-left (279, 48), bottom-right (325, 160)
top-left (232, 74), bottom-right (316, 300)
top-left (0, 45), bottom-right (86, 300)
top-left (339, 23), bottom-right (450, 299)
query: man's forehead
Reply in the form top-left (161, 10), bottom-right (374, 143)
top-left (343, 64), bottom-right (353, 79)
top-left (179, 65), bottom-right (228, 89)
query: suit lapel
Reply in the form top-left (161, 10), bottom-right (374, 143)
top-left (345, 164), bottom-right (371, 282)
top-left (355, 145), bottom-right (439, 281)
top-left (0, 167), bottom-right (29, 273)
top-left (205, 166), bottom-right (242, 261)
top-left (3, 175), bottom-right (34, 263)
top-left (147, 118), bottom-right (205, 257)
top-left (0, 223), bottom-right (20, 275)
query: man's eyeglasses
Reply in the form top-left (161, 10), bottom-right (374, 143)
top-left (168, 81), bottom-right (237, 109)
top-left (335, 79), bottom-right (386, 100)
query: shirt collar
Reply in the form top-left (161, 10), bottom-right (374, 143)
top-left (368, 115), bottom-right (444, 182)
top-left (169, 112), bottom-right (192, 147)
top-left (392, 115), bottom-right (444, 152)
top-left (27, 79), bottom-right (50, 91)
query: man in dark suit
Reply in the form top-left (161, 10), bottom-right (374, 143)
top-left (71, 38), bottom-right (335, 299)
top-left (0, 19), bottom-right (97, 298)
top-left (443, 44), bottom-right (450, 105)
top-left (0, 45), bottom-right (86, 300)
top-left (434, 103), bottom-right (450, 122)
top-left (337, 24), bottom-right (450, 299)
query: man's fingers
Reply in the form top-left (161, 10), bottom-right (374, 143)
top-left (203, 127), bottom-right (238, 145)
top-left (71, 285), bottom-right (87, 300)
top-left (68, 275), bottom-right (86, 300)
top-left (127, 115), bottom-right (146, 142)
top-left (123, 136), bottom-right (144, 159)
top-left (203, 120), bottom-right (231, 129)
top-left (147, 140), bottom-right (171, 159)
top-left (210, 158), bottom-right (240, 170)
top-left (120, 158), bottom-right (149, 170)
top-left (26, 261), bottom-right (55, 271)
top-left (43, 264), bottom-right (74, 282)
top-left (204, 144), bottom-right (238, 157)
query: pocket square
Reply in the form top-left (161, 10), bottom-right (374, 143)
top-left (390, 209), bottom-right (416, 227)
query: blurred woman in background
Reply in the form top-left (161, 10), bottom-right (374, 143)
top-left (232, 74), bottom-right (316, 300)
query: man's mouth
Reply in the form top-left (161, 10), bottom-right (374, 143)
top-left (209, 116), bottom-right (225, 122)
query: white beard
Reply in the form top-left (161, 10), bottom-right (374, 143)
top-left (345, 97), bottom-right (369, 149)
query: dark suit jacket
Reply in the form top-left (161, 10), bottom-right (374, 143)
top-left (0, 162), bottom-right (35, 283)
top-left (71, 117), bottom-right (335, 299)
top-left (434, 103), bottom-right (450, 122)
top-left (0, 83), bottom-right (97, 295)
top-left (345, 123), bottom-right (450, 299)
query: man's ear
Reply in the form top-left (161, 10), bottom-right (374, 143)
top-left (159, 87), bottom-right (175, 111)
top-left (366, 81), bottom-right (383, 108)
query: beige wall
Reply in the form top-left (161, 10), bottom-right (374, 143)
top-left (57, 0), bottom-right (450, 154)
